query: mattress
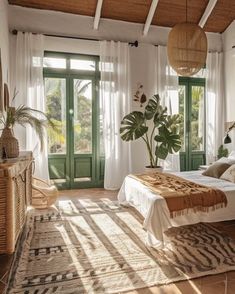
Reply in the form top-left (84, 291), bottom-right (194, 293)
top-left (118, 170), bottom-right (235, 247)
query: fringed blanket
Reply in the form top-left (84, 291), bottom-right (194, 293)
top-left (130, 172), bottom-right (227, 218)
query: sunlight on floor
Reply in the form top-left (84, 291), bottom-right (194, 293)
top-left (28, 197), bottom-right (233, 294)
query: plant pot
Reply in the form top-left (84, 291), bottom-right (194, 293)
top-left (145, 166), bottom-right (163, 173)
top-left (0, 127), bottom-right (19, 158)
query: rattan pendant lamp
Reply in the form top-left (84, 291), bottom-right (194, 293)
top-left (167, 0), bottom-right (208, 76)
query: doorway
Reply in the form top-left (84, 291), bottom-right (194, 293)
top-left (179, 77), bottom-right (206, 171)
top-left (43, 52), bottom-right (104, 189)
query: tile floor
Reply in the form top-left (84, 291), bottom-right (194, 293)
top-left (1, 188), bottom-right (235, 294)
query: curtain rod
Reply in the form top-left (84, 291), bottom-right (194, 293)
top-left (11, 30), bottom-right (224, 52)
top-left (11, 29), bottom-right (139, 47)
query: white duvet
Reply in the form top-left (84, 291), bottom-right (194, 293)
top-left (118, 171), bottom-right (235, 247)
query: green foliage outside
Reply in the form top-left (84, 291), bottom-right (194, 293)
top-left (45, 78), bottom-right (66, 153)
top-left (45, 78), bottom-right (92, 154)
top-left (179, 85), bottom-right (204, 152)
top-left (73, 80), bottom-right (92, 153)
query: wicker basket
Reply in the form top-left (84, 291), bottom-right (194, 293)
top-left (0, 127), bottom-right (19, 158)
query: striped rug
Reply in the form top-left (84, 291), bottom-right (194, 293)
top-left (7, 199), bottom-right (235, 293)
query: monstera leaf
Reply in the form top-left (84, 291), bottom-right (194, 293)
top-left (165, 114), bottom-right (182, 133)
top-left (120, 111), bottom-right (148, 141)
top-left (153, 105), bottom-right (167, 127)
top-left (145, 94), bottom-right (168, 126)
top-left (144, 94), bottom-right (160, 120)
top-left (154, 125), bottom-right (181, 160)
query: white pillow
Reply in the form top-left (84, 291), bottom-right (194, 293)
top-left (228, 151), bottom-right (235, 159)
top-left (216, 157), bottom-right (235, 165)
top-left (220, 164), bottom-right (235, 183)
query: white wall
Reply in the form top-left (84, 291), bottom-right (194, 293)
top-left (9, 5), bottom-right (222, 52)
top-left (0, 0), bottom-right (9, 87)
top-left (44, 36), bottom-right (100, 55)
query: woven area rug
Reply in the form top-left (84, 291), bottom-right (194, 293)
top-left (7, 198), bottom-right (235, 293)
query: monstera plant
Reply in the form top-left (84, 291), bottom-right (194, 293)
top-left (120, 94), bottom-right (182, 168)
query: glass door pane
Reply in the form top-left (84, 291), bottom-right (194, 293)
top-left (191, 86), bottom-right (205, 151)
top-left (179, 78), bottom-right (206, 171)
top-left (73, 79), bottom-right (92, 154)
top-left (70, 59), bottom-right (96, 71)
top-left (45, 78), bottom-right (66, 154)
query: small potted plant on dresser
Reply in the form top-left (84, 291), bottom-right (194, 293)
top-left (120, 94), bottom-right (182, 172)
top-left (0, 84), bottom-right (55, 158)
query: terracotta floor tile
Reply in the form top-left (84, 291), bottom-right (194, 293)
top-left (58, 188), bottom-right (118, 201)
top-left (0, 282), bottom-right (6, 294)
top-left (227, 271), bottom-right (235, 281)
top-left (200, 280), bottom-right (226, 294)
top-left (174, 278), bottom-right (202, 293)
top-left (227, 279), bottom-right (235, 294)
top-left (200, 273), bottom-right (226, 285)
top-left (0, 254), bottom-right (13, 278)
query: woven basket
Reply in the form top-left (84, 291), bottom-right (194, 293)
top-left (0, 127), bottom-right (19, 158)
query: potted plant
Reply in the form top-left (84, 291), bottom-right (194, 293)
top-left (120, 94), bottom-right (182, 172)
top-left (217, 144), bottom-right (228, 159)
top-left (0, 84), bottom-right (55, 158)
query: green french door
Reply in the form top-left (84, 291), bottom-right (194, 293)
top-left (44, 53), bottom-right (104, 189)
top-left (179, 77), bottom-right (206, 171)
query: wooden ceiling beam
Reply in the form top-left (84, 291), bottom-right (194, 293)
top-left (199, 0), bottom-right (218, 28)
top-left (94, 0), bottom-right (103, 30)
top-left (143, 0), bottom-right (159, 36)
top-left (9, 0), bottom-right (232, 33)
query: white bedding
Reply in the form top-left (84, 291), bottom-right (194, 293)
top-left (118, 171), bottom-right (235, 247)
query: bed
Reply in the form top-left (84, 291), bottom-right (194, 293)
top-left (118, 170), bottom-right (235, 248)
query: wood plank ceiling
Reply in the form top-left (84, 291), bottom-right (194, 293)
top-left (8, 0), bottom-right (235, 33)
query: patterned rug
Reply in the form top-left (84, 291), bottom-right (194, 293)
top-left (7, 198), bottom-right (235, 293)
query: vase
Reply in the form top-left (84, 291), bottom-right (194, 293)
top-left (0, 127), bottom-right (19, 158)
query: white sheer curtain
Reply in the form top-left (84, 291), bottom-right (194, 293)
top-left (154, 45), bottom-right (180, 171)
top-left (206, 52), bottom-right (225, 163)
top-left (100, 40), bottom-right (132, 190)
top-left (15, 32), bottom-right (49, 180)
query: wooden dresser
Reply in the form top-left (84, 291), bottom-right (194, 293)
top-left (0, 151), bottom-right (33, 254)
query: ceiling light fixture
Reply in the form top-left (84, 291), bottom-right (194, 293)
top-left (167, 0), bottom-right (208, 76)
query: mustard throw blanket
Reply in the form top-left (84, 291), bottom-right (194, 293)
top-left (130, 172), bottom-right (227, 218)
